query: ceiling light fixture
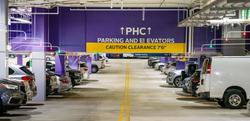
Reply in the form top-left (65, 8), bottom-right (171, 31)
top-left (110, 0), bottom-right (113, 9)
top-left (121, 0), bottom-right (124, 10)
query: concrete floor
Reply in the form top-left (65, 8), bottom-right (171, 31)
top-left (1, 59), bottom-right (250, 121)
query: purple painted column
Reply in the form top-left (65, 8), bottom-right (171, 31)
top-left (68, 56), bottom-right (78, 70)
top-left (169, 58), bottom-right (176, 62)
top-left (16, 55), bottom-right (23, 65)
top-left (55, 54), bottom-right (65, 76)
top-left (32, 8), bottom-right (48, 102)
top-left (160, 57), bottom-right (168, 63)
top-left (86, 55), bottom-right (92, 74)
top-left (176, 61), bottom-right (186, 70)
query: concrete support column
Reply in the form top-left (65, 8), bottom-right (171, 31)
top-left (17, 55), bottom-right (23, 65)
top-left (0, 0), bottom-right (8, 79)
top-left (32, 8), bottom-right (48, 101)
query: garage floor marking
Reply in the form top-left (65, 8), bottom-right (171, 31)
top-left (118, 63), bottom-right (130, 121)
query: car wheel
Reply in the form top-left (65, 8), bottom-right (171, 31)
top-left (217, 101), bottom-right (226, 108)
top-left (91, 65), bottom-right (99, 73)
top-left (0, 99), bottom-right (7, 114)
top-left (22, 94), bottom-right (28, 104)
top-left (159, 65), bottom-right (164, 71)
top-left (173, 76), bottom-right (182, 88)
top-left (223, 89), bottom-right (245, 109)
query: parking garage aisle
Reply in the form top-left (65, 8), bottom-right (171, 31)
top-left (1, 59), bottom-right (250, 121)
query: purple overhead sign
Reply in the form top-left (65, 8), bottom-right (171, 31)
top-left (85, 11), bottom-right (186, 44)
top-left (55, 8), bottom-right (187, 52)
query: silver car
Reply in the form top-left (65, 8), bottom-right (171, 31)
top-left (166, 69), bottom-right (183, 88)
top-left (9, 64), bottom-right (37, 104)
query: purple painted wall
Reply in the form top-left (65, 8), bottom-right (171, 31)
top-left (9, 7), bottom-right (220, 53)
top-left (193, 27), bottom-right (222, 52)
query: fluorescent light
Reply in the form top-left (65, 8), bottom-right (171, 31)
top-left (209, 18), bottom-right (250, 24)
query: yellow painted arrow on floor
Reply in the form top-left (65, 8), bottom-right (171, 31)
top-left (118, 63), bottom-right (130, 121)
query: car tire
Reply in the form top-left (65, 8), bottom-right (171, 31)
top-left (91, 65), bottom-right (99, 73)
top-left (223, 89), bottom-right (246, 109)
top-left (0, 99), bottom-right (7, 114)
top-left (173, 76), bottom-right (182, 88)
top-left (22, 94), bottom-right (28, 105)
top-left (158, 65), bottom-right (164, 71)
top-left (217, 101), bottom-right (226, 108)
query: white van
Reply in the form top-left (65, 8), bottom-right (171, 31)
top-left (197, 56), bottom-right (250, 109)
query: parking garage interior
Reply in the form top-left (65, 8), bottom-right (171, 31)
top-left (0, 0), bottom-right (250, 121)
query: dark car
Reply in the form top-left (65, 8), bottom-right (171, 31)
top-left (148, 57), bottom-right (160, 67)
top-left (66, 66), bottom-right (82, 87)
top-left (182, 77), bottom-right (191, 93)
top-left (190, 70), bottom-right (201, 96)
top-left (46, 71), bottom-right (58, 96)
top-left (0, 79), bottom-right (25, 113)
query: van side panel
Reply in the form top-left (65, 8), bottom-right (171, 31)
top-left (210, 57), bottom-right (250, 99)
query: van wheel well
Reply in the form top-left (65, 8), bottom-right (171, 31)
top-left (224, 86), bottom-right (247, 101)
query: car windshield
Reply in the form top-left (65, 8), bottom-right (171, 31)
top-left (20, 66), bottom-right (33, 75)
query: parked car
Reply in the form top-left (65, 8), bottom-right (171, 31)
top-left (46, 61), bottom-right (55, 72)
top-left (66, 66), bottom-right (82, 87)
top-left (0, 79), bottom-right (25, 113)
top-left (247, 101), bottom-right (250, 113)
top-left (55, 75), bottom-right (72, 93)
top-left (181, 64), bottom-right (198, 92)
top-left (163, 62), bottom-right (176, 75)
top-left (197, 56), bottom-right (250, 109)
top-left (8, 64), bottom-right (37, 104)
top-left (46, 71), bottom-right (58, 96)
top-left (154, 63), bottom-right (166, 71)
top-left (123, 53), bottom-right (134, 58)
top-left (91, 60), bottom-right (105, 73)
top-left (79, 62), bottom-right (90, 80)
top-left (150, 59), bottom-right (160, 68)
top-left (148, 57), bottom-right (159, 67)
top-left (190, 70), bottom-right (201, 96)
top-left (166, 69), bottom-right (183, 88)
top-left (182, 77), bottom-right (191, 93)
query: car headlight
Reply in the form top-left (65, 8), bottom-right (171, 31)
top-left (3, 84), bottom-right (19, 90)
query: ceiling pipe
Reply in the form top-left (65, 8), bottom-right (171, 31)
top-left (210, 38), bottom-right (250, 45)
top-left (201, 43), bottom-right (250, 51)
top-left (12, 45), bottom-right (61, 52)
top-left (28, 6), bottom-right (59, 15)
top-left (9, 42), bottom-right (53, 48)
top-left (0, 29), bottom-right (28, 40)
top-left (69, 8), bottom-right (188, 12)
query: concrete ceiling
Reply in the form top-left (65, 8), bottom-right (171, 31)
top-left (9, 0), bottom-right (205, 8)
